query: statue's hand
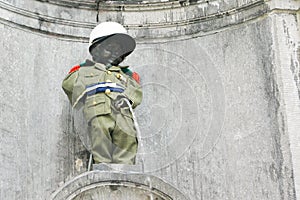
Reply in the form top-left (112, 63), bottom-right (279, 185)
top-left (114, 95), bottom-right (129, 109)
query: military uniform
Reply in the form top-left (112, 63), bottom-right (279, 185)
top-left (62, 59), bottom-right (142, 164)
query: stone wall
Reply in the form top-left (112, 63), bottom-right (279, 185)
top-left (0, 0), bottom-right (299, 199)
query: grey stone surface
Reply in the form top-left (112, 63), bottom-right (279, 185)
top-left (93, 163), bottom-right (143, 173)
top-left (267, 10), bottom-right (300, 200)
top-left (0, 0), bottom-right (299, 199)
top-left (51, 171), bottom-right (189, 200)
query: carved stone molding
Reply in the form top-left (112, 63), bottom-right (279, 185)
top-left (0, 0), bottom-right (271, 42)
top-left (51, 170), bottom-right (189, 200)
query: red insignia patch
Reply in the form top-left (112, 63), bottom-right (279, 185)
top-left (68, 65), bottom-right (80, 74)
top-left (132, 72), bottom-right (140, 84)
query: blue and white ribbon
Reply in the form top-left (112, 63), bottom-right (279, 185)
top-left (86, 82), bottom-right (125, 96)
top-left (72, 82), bottom-right (125, 108)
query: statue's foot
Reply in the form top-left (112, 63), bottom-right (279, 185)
top-left (93, 163), bottom-right (143, 173)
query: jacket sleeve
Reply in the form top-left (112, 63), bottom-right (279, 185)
top-left (123, 74), bottom-right (143, 109)
top-left (62, 70), bottom-right (79, 105)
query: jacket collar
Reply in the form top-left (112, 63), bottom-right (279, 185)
top-left (94, 63), bottom-right (106, 71)
top-left (108, 66), bottom-right (121, 72)
top-left (86, 59), bottom-right (121, 72)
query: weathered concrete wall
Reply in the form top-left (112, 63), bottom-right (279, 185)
top-left (268, 8), bottom-right (300, 199)
top-left (0, 0), bottom-right (299, 199)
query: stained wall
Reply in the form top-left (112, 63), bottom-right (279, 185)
top-left (0, 0), bottom-right (299, 199)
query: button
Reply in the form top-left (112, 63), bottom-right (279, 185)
top-left (107, 71), bottom-right (112, 75)
top-left (93, 101), bottom-right (97, 105)
top-left (116, 73), bottom-right (121, 79)
top-left (90, 73), bottom-right (94, 76)
top-left (106, 79), bottom-right (112, 82)
top-left (105, 89), bottom-right (111, 94)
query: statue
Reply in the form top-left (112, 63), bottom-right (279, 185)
top-left (62, 22), bottom-right (142, 165)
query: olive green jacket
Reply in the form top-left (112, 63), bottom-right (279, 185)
top-left (62, 60), bottom-right (143, 122)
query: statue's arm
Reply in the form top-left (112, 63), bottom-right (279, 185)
top-left (122, 70), bottom-right (143, 109)
top-left (62, 66), bottom-right (80, 105)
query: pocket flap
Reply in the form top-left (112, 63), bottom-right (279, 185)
top-left (84, 94), bottom-right (111, 122)
top-left (85, 95), bottom-right (106, 107)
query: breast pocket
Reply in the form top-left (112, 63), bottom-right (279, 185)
top-left (83, 94), bottom-right (111, 122)
top-left (83, 74), bottom-right (102, 85)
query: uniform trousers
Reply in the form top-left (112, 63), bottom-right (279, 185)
top-left (88, 105), bottom-right (138, 164)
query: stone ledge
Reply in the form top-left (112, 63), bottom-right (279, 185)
top-left (50, 170), bottom-right (189, 200)
top-left (93, 163), bottom-right (144, 173)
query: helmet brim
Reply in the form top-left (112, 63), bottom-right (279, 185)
top-left (89, 33), bottom-right (136, 57)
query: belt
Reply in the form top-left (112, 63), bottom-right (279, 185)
top-left (86, 82), bottom-right (125, 96)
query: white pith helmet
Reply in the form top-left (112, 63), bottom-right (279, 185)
top-left (88, 22), bottom-right (136, 56)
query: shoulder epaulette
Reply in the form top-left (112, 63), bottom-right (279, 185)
top-left (68, 65), bottom-right (80, 74)
top-left (121, 68), bottom-right (132, 76)
top-left (68, 61), bottom-right (87, 74)
top-left (121, 68), bottom-right (141, 84)
top-left (132, 72), bottom-right (140, 84)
